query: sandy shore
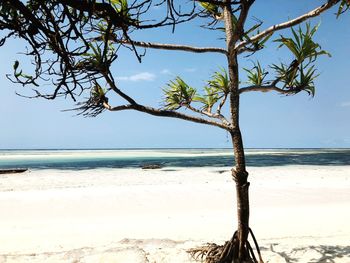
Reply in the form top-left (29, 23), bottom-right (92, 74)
top-left (0, 166), bottom-right (349, 262)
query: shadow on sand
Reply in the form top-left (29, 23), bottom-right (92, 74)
top-left (270, 244), bottom-right (350, 263)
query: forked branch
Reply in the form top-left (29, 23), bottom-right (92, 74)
top-left (235, 0), bottom-right (340, 52)
top-left (186, 104), bottom-right (230, 126)
top-left (103, 101), bottom-right (232, 130)
top-left (102, 73), bottom-right (232, 131)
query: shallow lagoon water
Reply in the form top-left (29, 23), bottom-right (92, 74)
top-left (0, 148), bottom-right (349, 169)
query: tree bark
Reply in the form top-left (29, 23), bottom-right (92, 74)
top-left (223, 1), bottom-right (251, 261)
top-left (231, 131), bottom-right (250, 262)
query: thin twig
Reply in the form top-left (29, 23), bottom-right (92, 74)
top-left (235, 0), bottom-right (340, 52)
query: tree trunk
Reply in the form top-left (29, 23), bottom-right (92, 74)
top-left (224, 2), bottom-right (253, 258)
top-left (235, 179), bottom-right (250, 260)
top-left (190, 2), bottom-right (260, 262)
top-left (231, 129), bottom-right (251, 262)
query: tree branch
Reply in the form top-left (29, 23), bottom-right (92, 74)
top-left (103, 102), bottom-right (232, 130)
top-left (119, 39), bottom-right (228, 55)
top-left (232, 0), bottom-right (255, 44)
top-left (7, 0), bottom-right (53, 36)
top-left (186, 104), bottom-right (230, 126)
top-left (216, 93), bottom-right (228, 115)
top-left (102, 72), bottom-right (232, 130)
top-left (103, 73), bottom-right (137, 105)
top-left (235, 0), bottom-right (340, 52)
top-left (57, 0), bottom-right (131, 28)
top-left (239, 84), bottom-right (298, 95)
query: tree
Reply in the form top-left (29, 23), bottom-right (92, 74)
top-left (0, 0), bottom-right (349, 262)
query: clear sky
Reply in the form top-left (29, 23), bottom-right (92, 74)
top-left (0, 1), bottom-right (350, 149)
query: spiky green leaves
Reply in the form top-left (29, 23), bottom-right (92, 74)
top-left (194, 87), bottom-right (219, 113)
top-left (242, 21), bottom-right (272, 51)
top-left (271, 63), bottom-right (296, 88)
top-left (199, 1), bottom-right (221, 18)
top-left (194, 69), bottom-right (229, 113)
top-left (163, 77), bottom-right (197, 110)
top-left (109, 0), bottom-right (139, 26)
top-left (163, 68), bottom-right (229, 113)
top-left (236, 18), bottom-right (272, 51)
top-left (337, 0), bottom-right (350, 17)
top-left (91, 83), bottom-right (107, 105)
top-left (207, 68), bottom-right (230, 96)
top-left (110, 0), bottom-right (129, 16)
top-left (272, 23), bottom-right (330, 96)
top-left (275, 23), bottom-right (330, 65)
top-left (77, 42), bottom-right (116, 73)
top-left (78, 44), bottom-right (105, 72)
top-left (75, 82), bottom-right (108, 117)
top-left (244, 62), bottom-right (268, 86)
top-left (271, 63), bottom-right (318, 96)
top-left (293, 65), bottom-right (318, 96)
top-left (111, 0), bottom-right (128, 9)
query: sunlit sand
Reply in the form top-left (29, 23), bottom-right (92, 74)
top-left (0, 166), bottom-right (349, 262)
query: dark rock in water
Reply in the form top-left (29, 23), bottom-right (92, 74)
top-left (141, 164), bottom-right (162, 170)
top-left (0, 168), bottom-right (28, 174)
top-left (162, 169), bottom-right (178, 172)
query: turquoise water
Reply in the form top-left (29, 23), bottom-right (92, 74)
top-left (0, 149), bottom-right (349, 170)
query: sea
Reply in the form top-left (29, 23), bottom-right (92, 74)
top-left (0, 148), bottom-right (350, 170)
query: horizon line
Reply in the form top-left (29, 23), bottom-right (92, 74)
top-left (1, 147), bottom-right (350, 151)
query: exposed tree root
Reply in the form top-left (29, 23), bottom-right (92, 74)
top-left (188, 229), bottom-right (263, 263)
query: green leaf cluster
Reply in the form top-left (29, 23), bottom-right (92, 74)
top-left (244, 62), bottom-right (267, 86)
top-left (110, 0), bottom-right (129, 16)
top-left (194, 87), bottom-right (219, 113)
top-left (244, 23), bottom-right (272, 51)
top-left (96, 21), bottom-right (114, 41)
top-left (272, 23), bottom-right (330, 96)
top-left (271, 63), bottom-right (295, 87)
top-left (194, 68), bottom-right (229, 112)
top-left (217, 16), bottom-right (271, 51)
top-left (337, 0), bottom-right (350, 17)
top-left (207, 68), bottom-right (230, 96)
top-left (275, 23), bottom-right (330, 64)
top-left (110, 0), bottom-right (139, 26)
top-left (199, 1), bottom-right (221, 18)
top-left (163, 77), bottom-right (197, 110)
top-left (293, 65), bottom-right (318, 96)
top-left (163, 68), bottom-right (230, 113)
top-left (91, 83), bottom-right (107, 105)
top-left (77, 42), bottom-right (116, 72)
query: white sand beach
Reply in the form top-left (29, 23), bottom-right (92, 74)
top-left (0, 166), bottom-right (349, 262)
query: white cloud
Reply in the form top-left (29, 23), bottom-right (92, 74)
top-left (116, 72), bottom-right (156, 82)
top-left (185, 68), bottom-right (197, 73)
top-left (340, 101), bottom-right (350, 107)
top-left (161, 69), bottom-right (171, 75)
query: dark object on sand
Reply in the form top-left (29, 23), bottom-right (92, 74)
top-left (141, 164), bottom-right (162, 169)
top-left (0, 168), bottom-right (28, 174)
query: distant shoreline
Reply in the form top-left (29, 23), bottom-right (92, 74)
top-left (1, 147), bottom-right (350, 151)
top-left (1, 148), bottom-right (349, 169)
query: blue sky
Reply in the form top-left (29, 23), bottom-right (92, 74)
top-left (0, 1), bottom-right (350, 149)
